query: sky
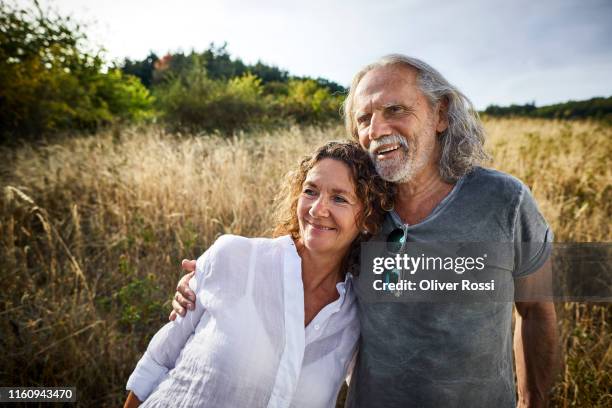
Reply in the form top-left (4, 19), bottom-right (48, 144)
top-left (37, 0), bottom-right (612, 109)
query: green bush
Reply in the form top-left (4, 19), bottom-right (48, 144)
top-left (1, 2), bottom-right (345, 139)
top-left (0, 1), bottom-right (154, 142)
top-left (96, 69), bottom-right (156, 122)
top-left (279, 79), bottom-right (343, 124)
top-left (154, 59), bottom-right (268, 133)
top-left (132, 48), bottom-right (345, 134)
top-left (154, 67), bottom-right (345, 134)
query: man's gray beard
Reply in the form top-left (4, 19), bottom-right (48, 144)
top-left (374, 149), bottom-right (415, 183)
top-left (369, 135), bottom-right (420, 184)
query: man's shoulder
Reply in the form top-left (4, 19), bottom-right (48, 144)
top-left (467, 166), bottom-right (526, 189)
top-left (463, 166), bottom-right (527, 201)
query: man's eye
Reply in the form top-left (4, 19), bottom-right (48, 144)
top-left (387, 105), bottom-right (404, 114)
top-left (356, 115), bottom-right (370, 125)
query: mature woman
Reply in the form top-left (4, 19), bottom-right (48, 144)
top-left (124, 141), bottom-right (392, 408)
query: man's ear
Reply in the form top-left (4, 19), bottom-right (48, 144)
top-left (435, 97), bottom-right (449, 134)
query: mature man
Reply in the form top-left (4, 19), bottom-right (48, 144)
top-left (171, 55), bottom-right (558, 407)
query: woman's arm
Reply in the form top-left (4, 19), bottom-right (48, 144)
top-left (126, 252), bottom-right (211, 401)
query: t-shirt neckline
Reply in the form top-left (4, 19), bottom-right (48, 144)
top-left (389, 171), bottom-right (469, 229)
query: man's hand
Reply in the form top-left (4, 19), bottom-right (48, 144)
top-left (124, 391), bottom-right (141, 408)
top-left (169, 259), bottom-right (197, 321)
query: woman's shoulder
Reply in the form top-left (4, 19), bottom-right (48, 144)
top-left (205, 234), bottom-right (294, 261)
top-left (210, 234), bottom-right (251, 250)
top-left (210, 234), bottom-right (291, 249)
top-left (194, 234), bottom-right (295, 298)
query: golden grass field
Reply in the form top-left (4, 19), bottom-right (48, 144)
top-left (1, 118), bottom-right (610, 406)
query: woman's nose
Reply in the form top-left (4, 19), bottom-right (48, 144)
top-left (309, 196), bottom-right (329, 218)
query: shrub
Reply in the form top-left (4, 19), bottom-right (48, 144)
top-left (154, 59), bottom-right (267, 134)
top-left (281, 79), bottom-right (343, 124)
top-left (0, 1), bottom-right (154, 142)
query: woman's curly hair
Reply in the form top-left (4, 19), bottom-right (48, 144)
top-left (273, 140), bottom-right (395, 275)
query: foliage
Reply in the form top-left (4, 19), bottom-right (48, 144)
top-left (121, 43), bottom-right (332, 90)
top-left (96, 69), bottom-right (156, 122)
top-left (121, 52), bottom-right (158, 88)
top-left (121, 43), bottom-right (346, 134)
top-left (273, 79), bottom-right (343, 123)
top-left (0, 1), bottom-right (154, 142)
top-left (152, 54), bottom-right (345, 133)
top-left (116, 275), bottom-right (165, 331)
top-left (153, 58), bottom-right (267, 133)
top-left (483, 97), bottom-right (612, 121)
top-left (1, 2), bottom-right (347, 139)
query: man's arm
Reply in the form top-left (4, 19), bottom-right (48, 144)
top-left (513, 300), bottom-right (558, 408)
top-left (169, 259), bottom-right (197, 321)
top-left (124, 391), bottom-right (141, 408)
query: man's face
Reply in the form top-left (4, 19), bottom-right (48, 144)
top-left (353, 65), bottom-right (445, 183)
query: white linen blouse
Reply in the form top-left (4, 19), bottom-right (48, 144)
top-left (126, 234), bottom-right (359, 408)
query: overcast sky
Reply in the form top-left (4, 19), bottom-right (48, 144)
top-left (38, 0), bottom-right (612, 109)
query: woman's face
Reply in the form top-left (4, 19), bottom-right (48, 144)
top-left (297, 158), bottom-right (364, 257)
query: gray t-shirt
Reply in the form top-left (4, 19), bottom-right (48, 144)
top-left (346, 167), bottom-right (553, 408)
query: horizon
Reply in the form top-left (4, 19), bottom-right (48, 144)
top-left (36, 0), bottom-right (612, 110)
top-left (123, 47), bottom-right (612, 109)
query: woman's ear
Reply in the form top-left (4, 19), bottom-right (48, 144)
top-left (361, 220), bottom-right (374, 236)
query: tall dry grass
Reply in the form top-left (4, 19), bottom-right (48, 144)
top-left (485, 119), bottom-right (611, 407)
top-left (0, 119), bottom-right (610, 406)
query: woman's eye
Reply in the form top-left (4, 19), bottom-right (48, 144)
top-left (303, 188), bottom-right (316, 196)
top-left (333, 195), bottom-right (348, 204)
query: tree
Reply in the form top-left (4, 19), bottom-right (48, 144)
top-left (0, 0), bottom-right (153, 142)
top-left (153, 58), bottom-right (267, 134)
top-left (121, 52), bottom-right (158, 88)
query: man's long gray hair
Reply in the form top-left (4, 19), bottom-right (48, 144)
top-left (343, 54), bottom-right (489, 182)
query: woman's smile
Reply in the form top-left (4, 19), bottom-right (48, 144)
top-left (297, 158), bottom-right (363, 256)
top-left (305, 219), bottom-right (336, 232)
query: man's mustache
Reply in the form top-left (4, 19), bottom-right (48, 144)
top-left (368, 134), bottom-right (409, 156)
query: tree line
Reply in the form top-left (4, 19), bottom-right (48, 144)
top-left (483, 97), bottom-right (612, 121)
top-left (121, 46), bottom-right (346, 134)
top-left (2, 1), bottom-right (609, 144)
top-left (0, 1), bottom-right (345, 143)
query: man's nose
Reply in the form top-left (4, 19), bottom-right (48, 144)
top-left (369, 112), bottom-right (392, 141)
top-left (309, 196), bottom-right (329, 218)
